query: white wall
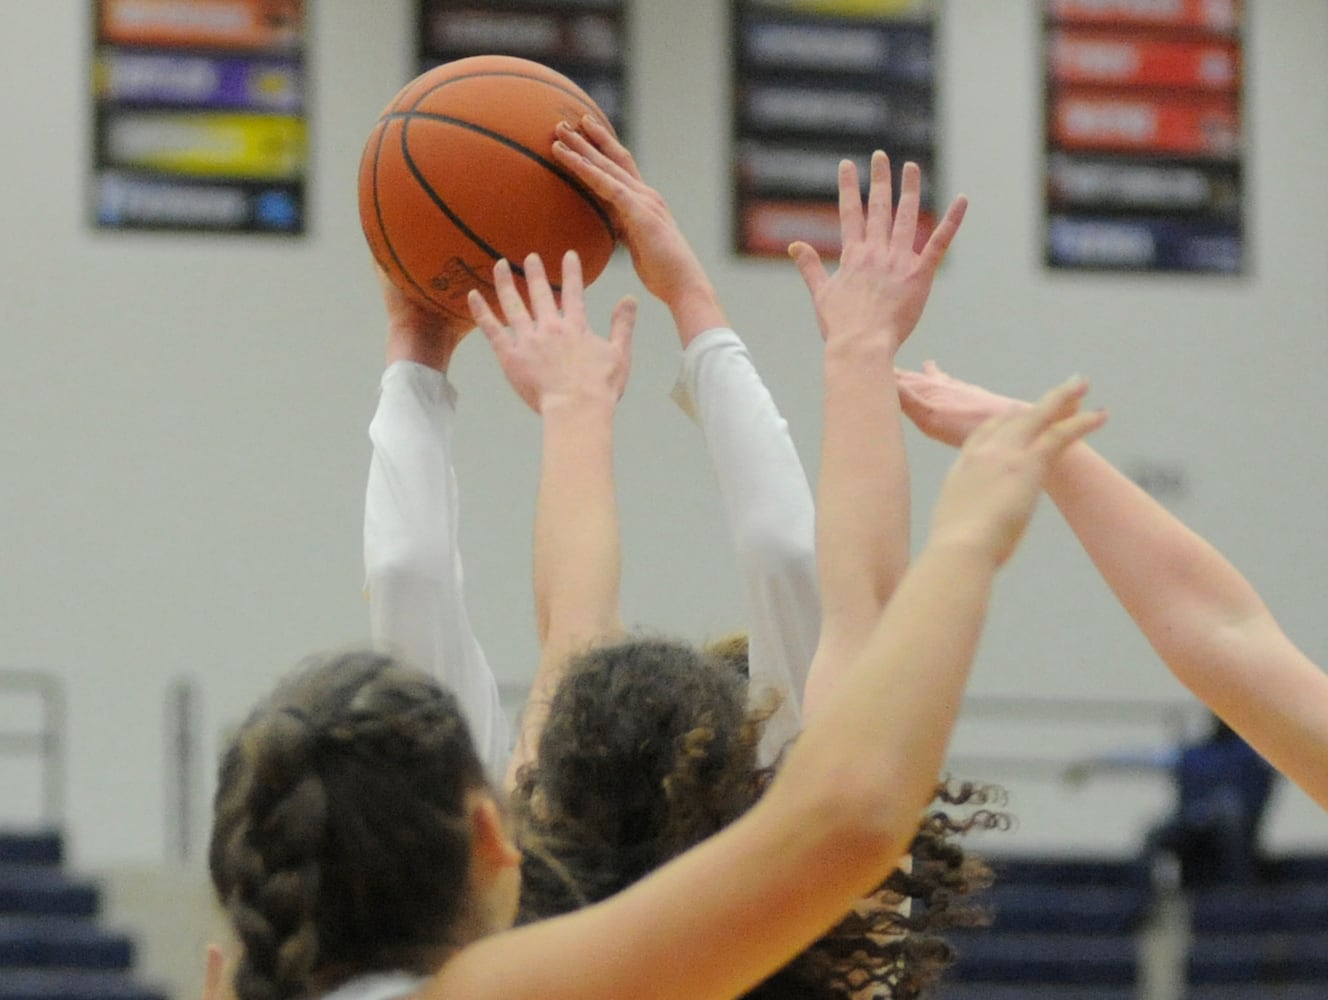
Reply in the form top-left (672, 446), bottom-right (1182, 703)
top-left (1, 0), bottom-right (1323, 870)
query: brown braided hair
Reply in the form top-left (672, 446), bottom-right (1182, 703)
top-left (512, 635), bottom-right (1008, 999)
top-left (208, 649), bottom-right (488, 1000)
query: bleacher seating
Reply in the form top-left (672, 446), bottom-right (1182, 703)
top-left (945, 854), bottom-right (1150, 997)
top-left (0, 831), bottom-right (164, 1000)
top-left (1182, 851), bottom-right (1328, 1000)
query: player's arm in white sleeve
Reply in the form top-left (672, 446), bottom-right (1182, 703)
top-left (363, 271), bottom-right (510, 780)
top-left (672, 330), bottom-right (818, 763)
top-left (550, 118), bottom-right (816, 763)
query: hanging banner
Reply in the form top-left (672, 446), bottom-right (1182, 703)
top-left (416, 1), bottom-right (629, 137)
top-left (1043, 0), bottom-right (1244, 273)
top-left (732, 0), bottom-right (938, 259)
top-left (91, 0), bottom-right (308, 235)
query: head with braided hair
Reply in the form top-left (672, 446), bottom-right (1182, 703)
top-left (513, 634), bottom-right (1007, 1000)
top-left (208, 649), bottom-right (520, 1000)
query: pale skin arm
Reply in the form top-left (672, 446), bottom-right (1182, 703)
top-left (553, 119), bottom-right (818, 756)
top-left (553, 115), bottom-right (727, 344)
top-left (792, 156), bottom-right (967, 719)
top-left (429, 378), bottom-right (1106, 1000)
top-left (899, 361), bottom-right (1328, 810)
top-left (468, 251), bottom-right (636, 791)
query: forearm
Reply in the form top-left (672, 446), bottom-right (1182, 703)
top-left (1047, 442), bottom-right (1328, 807)
top-left (510, 397), bottom-right (624, 783)
top-left (806, 341), bottom-right (911, 713)
top-left (781, 540), bottom-right (997, 851)
top-left (364, 362), bottom-right (509, 776)
top-left (1046, 442), bottom-right (1270, 670)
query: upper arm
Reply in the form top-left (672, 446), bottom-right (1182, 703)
top-left (678, 329), bottom-right (821, 751)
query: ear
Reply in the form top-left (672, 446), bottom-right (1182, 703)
top-left (203, 943), bottom-right (227, 1000)
top-left (470, 795), bottom-right (521, 873)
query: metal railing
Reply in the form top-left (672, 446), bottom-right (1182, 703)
top-left (0, 669), bottom-right (66, 825)
top-left (947, 692), bottom-right (1203, 778)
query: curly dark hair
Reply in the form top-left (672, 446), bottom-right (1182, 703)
top-left (208, 650), bottom-right (489, 1000)
top-left (512, 635), bottom-right (1008, 1000)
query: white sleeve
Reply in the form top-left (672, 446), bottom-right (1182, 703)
top-left (671, 328), bottom-right (820, 766)
top-left (364, 361), bottom-right (510, 780)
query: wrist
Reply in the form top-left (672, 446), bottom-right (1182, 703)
top-left (539, 391), bottom-right (618, 421)
top-left (666, 282), bottom-right (728, 347)
top-left (385, 326), bottom-right (458, 372)
top-left (823, 334), bottom-right (897, 369)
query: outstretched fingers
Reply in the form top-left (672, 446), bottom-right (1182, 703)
top-left (554, 119), bottom-right (637, 190)
top-left (572, 114), bottom-right (639, 179)
top-left (863, 150), bottom-right (894, 243)
top-left (890, 161), bottom-right (923, 255)
top-left (921, 194), bottom-right (968, 269)
top-left (558, 249), bottom-right (587, 327)
top-left (1003, 376), bottom-right (1106, 460)
top-left (836, 158), bottom-right (866, 246)
top-left (522, 252), bottom-right (560, 322)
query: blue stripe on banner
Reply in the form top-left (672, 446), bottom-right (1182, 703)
top-left (95, 170), bottom-right (303, 233)
top-left (1048, 215), bottom-right (1243, 273)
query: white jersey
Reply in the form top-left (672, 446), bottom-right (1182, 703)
top-left (321, 972), bottom-right (427, 1000)
top-left (364, 361), bottom-right (511, 780)
top-left (672, 327), bottom-right (820, 764)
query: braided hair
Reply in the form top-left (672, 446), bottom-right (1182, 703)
top-left (208, 650), bottom-right (488, 1000)
top-left (513, 635), bottom-right (1007, 1000)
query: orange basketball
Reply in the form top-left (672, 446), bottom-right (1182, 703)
top-left (358, 55), bottom-right (617, 336)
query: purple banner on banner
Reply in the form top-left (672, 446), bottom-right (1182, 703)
top-left (95, 50), bottom-right (303, 112)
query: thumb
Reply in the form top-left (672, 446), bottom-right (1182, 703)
top-left (609, 295), bottom-right (637, 357)
top-left (468, 290), bottom-right (509, 360)
top-left (788, 241), bottom-right (827, 298)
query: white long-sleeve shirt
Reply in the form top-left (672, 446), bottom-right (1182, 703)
top-left (672, 327), bottom-right (820, 764)
top-left (362, 328), bottom-right (819, 780)
top-left (363, 361), bottom-right (511, 779)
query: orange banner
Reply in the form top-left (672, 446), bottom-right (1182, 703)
top-left (1048, 0), bottom-right (1239, 32)
top-left (1051, 30), bottom-right (1239, 90)
top-left (1051, 91), bottom-right (1239, 157)
top-left (98, 0), bottom-right (303, 51)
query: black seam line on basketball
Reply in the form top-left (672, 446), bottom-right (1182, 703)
top-left (369, 121), bottom-right (438, 310)
top-left (384, 110), bottom-right (616, 239)
top-left (397, 115), bottom-right (549, 291)
top-left (406, 70), bottom-right (598, 117)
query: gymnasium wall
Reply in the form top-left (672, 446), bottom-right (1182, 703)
top-left (1, 0), bottom-right (1324, 868)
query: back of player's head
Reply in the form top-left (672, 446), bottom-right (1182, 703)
top-left (208, 649), bottom-right (488, 1000)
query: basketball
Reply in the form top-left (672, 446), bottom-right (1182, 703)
top-left (358, 55), bottom-right (617, 335)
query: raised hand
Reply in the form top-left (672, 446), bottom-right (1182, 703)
top-left (929, 376), bottom-right (1106, 567)
top-left (551, 115), bottom-right (722, 342)
top-left (789, 153), bottom-right (967, 353)
top-left (468, 249), bottom-right (635, 414)
top-left (897, 360), bottom-right (1027, 447)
